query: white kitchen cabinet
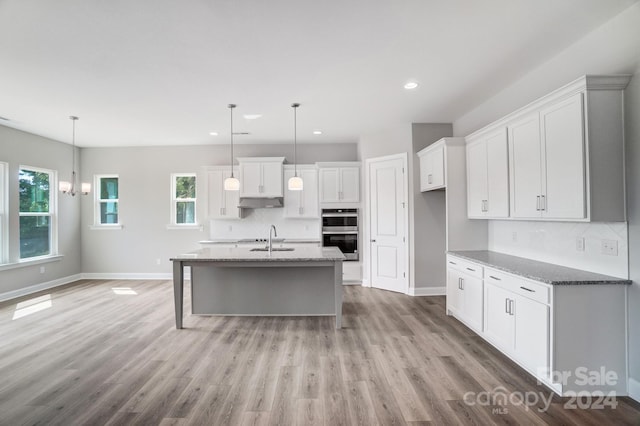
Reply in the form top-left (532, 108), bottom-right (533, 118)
top-left (508, 94), bottom-right (586, 219)
top-left (484, 271), bottom-right (550, 377)
top-left (466, 75), bottom-right (630, 222)
top-left (205, 167), bottom-right (240, 219)
top-left (446, 256), bottom-right (483, 333)
top-left (466, 129), bottom-right (509, 218)
top-left (283, 165), bottom-right (319, 218)
top-left (317, 162), bottom-right (360, 204)
top-left (238, 157), bottom-right (284, 197)
top-left (417, 141), bottom-right (444, 191)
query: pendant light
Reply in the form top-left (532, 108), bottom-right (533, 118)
top-left (223, 104), bottom-right (240, 191)
top-left (59, 116), bottom-right (91, 196)
top-left (288, 103), bottom-right (303, 191)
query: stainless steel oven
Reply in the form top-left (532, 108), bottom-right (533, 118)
top-left (322, 208), bottom-right (358, 261)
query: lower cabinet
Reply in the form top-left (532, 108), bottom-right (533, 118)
top-left (446, 257), bottom-right (483, 333)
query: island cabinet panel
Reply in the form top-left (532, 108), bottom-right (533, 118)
top-left (205, 167), bottom-right (240, 219)
top-left (317, 162), bottom-right (360, 204)
top-left (238, 157), bottom-right (284, 197)
top-left (465, 75), bottom-right (630, 222)
top-left (284, 166), bottom-right (319, 218)
top-left (466, 129), bottom-right (509, 218)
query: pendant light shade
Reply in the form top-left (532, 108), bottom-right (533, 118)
top-left (59, 116), bottom-right (90, 196)
top-left (288, 103), bottom-right (303, 191)
top-left (224, 104), bottom-right (240, 191)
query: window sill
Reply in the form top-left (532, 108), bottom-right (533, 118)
top-left (166, 224), bottom-right (204, 231)
top-left (89, 225), bottom-right (123, 230)
top-left (0, 255), bottom-right (64, 272)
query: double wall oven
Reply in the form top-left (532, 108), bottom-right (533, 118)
top-left (321, 208), bottom-right (358, 261)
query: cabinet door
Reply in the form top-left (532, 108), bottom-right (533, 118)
top-left (319, 168), bottom-right (340, 203)
top-left (509, 113), bottom-right (543, 218)
top-left (446, 268), bottom-right (463, 315)
top-left (429, 145), bottom-right (445, 189)
top-left (540, 93), bottom-right (586, 219)
top-left (261, 161), bottom-right (284, 197)
top-left (461, 274), bottom-right (483, 332)
top-left (485, 130), bottom-right (509, 218)
top-left (419, 153), bottom-right (431, 192)
top-left (466, 141), bottom-right (488, 218)
top-left (300, 168), bottom-right (319, 218)
top-left (207, 169), bottom-right (239, 219)
top-left (239, 162), bottom-right (262, 197)
top-left (513, 294), bottom-right (549, 375)
top-left (339, 167), bottom-right (360, 202)
top-left (484, 283), bottom-right (514, 353)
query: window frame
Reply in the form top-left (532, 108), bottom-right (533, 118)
top-left (18, 165), bottom-right (58, 261)
top-left (169, 173), bottom-right (199, 228)
top-left (93, 174), bottom-right (121, 229)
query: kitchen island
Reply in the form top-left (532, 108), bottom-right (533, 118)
top-left (171, 246), bottom-right (345, 329)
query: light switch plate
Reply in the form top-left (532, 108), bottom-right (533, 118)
top-left (576, 237), bottom-right (585, 252)
top-left (601, 239), bottom-right (618, 256)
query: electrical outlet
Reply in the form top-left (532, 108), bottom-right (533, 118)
top-left (39, 266), bottom-right (45, 274)
top-left (512, 232), bottom-right (518, 243)
top-left (576, 237), bottom-right (585, 252)
top-left (228, 225), bottom-right (233, 232)
top-left (601, 239), bottom-right (618, 256)
top-left (156, 258), bottom-right (161, 265)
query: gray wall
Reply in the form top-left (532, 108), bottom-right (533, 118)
top-left (452, 3), bottom-right (640, 395)
top-left (0, 125), bottom-right (82, 294)
top-left (80, 143), bottom-right (357, 274)
top-left (411, 123), bottom-right (453, 289)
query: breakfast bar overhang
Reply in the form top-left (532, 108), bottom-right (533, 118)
top-left (171, 246), bottom-right (345, 329)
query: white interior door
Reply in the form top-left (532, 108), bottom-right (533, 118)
top-left (368, 155), bottom-right (407, 293)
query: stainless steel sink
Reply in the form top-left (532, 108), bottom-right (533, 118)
top-left (250, 247), bottom-right (295, 252)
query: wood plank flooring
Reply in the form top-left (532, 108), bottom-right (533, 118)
top-left (0, 279), bottom-right (639, 425)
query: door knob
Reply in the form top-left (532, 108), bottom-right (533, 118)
top-left (371, 239), bottom-right (376, 242)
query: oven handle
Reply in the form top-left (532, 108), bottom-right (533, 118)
top-left (321, 213), bottom-right (358, 218)
top-left (322, 231), bottom-right (358, 235)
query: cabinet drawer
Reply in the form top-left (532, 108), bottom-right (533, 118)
top-left (484, 268), bottom-right (550, 304)
top-left (447, 256), bottom-right (483, 279)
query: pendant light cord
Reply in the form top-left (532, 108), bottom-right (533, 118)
top-left (292, 103), bottom-right (300, 177)
top-left (229, 104), bottom-right (235, 178)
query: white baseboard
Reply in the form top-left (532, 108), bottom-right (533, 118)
top-left (361, 278), bottom-right (371, 287)
top-left (0, 273), bottom-right (83, 302)
top-left (81, 272), bottom-right (175, 280)
top-left (408, 286), bottom-right (446, 296)
top-left (629, 377), bottom-right (640, 403)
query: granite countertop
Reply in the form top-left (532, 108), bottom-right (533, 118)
top-left (199, 239), bottom-right (321, 245)
top-left (172, 246), bottom-right (344, 262)
top-left (448, 250), bottom-right (631, 285)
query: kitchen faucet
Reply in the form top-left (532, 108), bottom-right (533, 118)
top-left (268, 225), bottom-right (277, 253)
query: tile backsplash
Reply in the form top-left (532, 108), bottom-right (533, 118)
top-left (488, 220), bottom-right (628, 278)
top-left (209, 208), bottom-right (321, 240)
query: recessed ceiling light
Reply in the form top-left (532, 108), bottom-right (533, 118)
top-left (313, 130), bottom-right (323, 135)
top-left (243, 114), bottom-right (262, 120)
top-left (209, 131), bottom-right (218, 136)
top-left (404, 81), bottom-right (419, 90)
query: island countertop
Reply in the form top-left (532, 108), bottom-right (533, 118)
top-left (171, 246), bottom-right (345, 262)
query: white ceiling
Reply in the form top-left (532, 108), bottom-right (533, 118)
top-left (0, 0), bottom-right (637, 147)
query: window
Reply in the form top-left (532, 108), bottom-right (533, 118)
top-left (96, 175), bottom-right (119, 225)
top-left (171, 173), bottom-right (196, 225)
top-left (0, 162), bottom-right (6, 263)
top-left (19, 167), bottom-right (55, 259)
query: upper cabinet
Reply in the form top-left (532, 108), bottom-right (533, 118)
top-left (283, 166), bottom-right (319, 218)
top-left (417, 142), bottom-right (445, 191)
top-left (466, 129), bottom-right (509, 218)
top-left (205, 167), bottom-right (241, 219)
top-left (237, 157), bottom-right (284, 198)
top-left (317, 162), bottom-right (360, 204)
top-left (465, 75), bottom-right (631, 222)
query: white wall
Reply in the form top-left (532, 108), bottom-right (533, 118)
top-left (0, 125), bottom-right (82, 297)
top-left (452, 3), bottom-right (640, 399)
top-left (80, 143), bottom-right (356, 275)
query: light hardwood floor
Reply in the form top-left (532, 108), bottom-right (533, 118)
top-left (0, 279), bottom-right (638, 425)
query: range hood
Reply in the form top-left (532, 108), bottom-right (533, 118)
top-left (238, 197), bottom-right (284, 209)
